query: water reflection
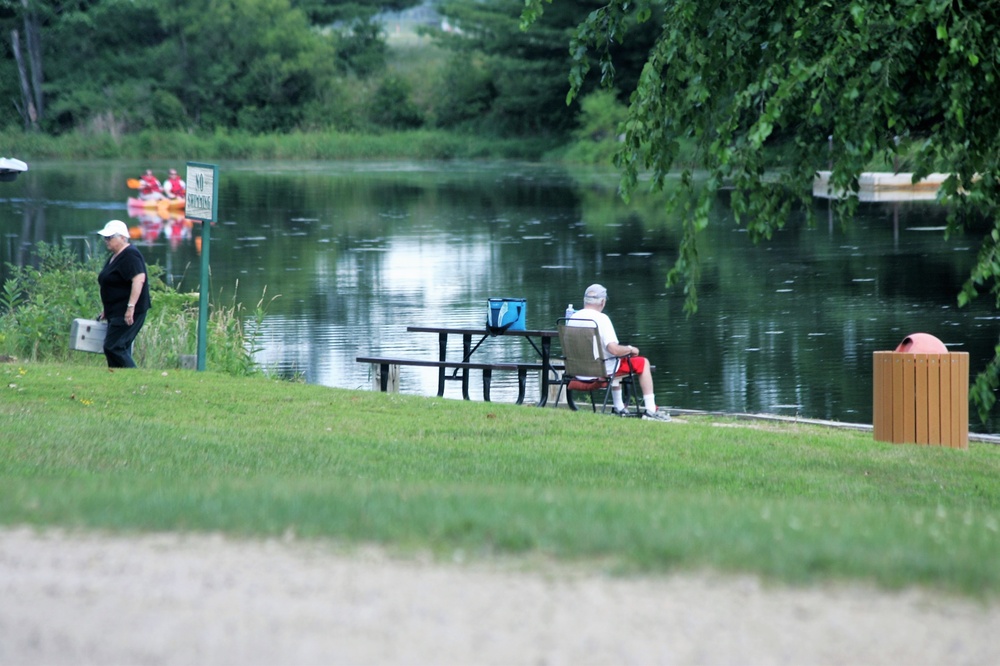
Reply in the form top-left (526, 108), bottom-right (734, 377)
top-left (126, 210), bottom-right (195, 249)
top-left (2, 161), bottom-right (998, 432)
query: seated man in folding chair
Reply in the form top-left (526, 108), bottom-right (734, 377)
top-left (569, 283), bottom-right (671, 421)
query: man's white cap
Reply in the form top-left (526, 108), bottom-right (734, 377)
top-left (97, 220), bottom-right (129, 237)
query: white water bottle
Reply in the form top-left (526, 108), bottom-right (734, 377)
top-left (565, 304), bottom-right (575, 319)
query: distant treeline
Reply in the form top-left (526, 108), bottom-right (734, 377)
top-left (1, 0), bottom-right (657, 145)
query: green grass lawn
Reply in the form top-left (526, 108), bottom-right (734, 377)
top-left (3, 362), bottom-right (999, 598)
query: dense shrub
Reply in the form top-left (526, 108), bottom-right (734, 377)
top-left (0, 243), bottom-right (265, 375)
top-left (0, 244), bottom-right (103, 362)
top-left (369, 75), bottom-right (425, 130)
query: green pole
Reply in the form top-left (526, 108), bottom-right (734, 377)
top-left (197, 218), bottom-right (210, 371)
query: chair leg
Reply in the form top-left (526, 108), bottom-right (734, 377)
top-left (601, 383), bottom-right (614, 413)
top-left (560, 383), bottom-right (579, 411)
top-left (567, 390), bottom-right (579, 411)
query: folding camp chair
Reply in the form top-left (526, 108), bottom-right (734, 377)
top-left (553, 317), bottom-right (641, 415)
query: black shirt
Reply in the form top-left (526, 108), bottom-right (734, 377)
top-left (98, 245), bottom-right (151, 319)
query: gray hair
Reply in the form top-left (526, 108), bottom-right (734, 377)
top-left (583, 283), bottom-right (607, 305)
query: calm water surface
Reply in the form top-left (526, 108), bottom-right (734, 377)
top-left (3, 160), bottom-right (998, 432)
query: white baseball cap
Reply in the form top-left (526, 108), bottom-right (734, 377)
top-left (97, 220), bottom-right (129, 237)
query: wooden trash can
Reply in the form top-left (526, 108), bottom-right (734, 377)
top-left (872, 351), bottom-right (968, 449)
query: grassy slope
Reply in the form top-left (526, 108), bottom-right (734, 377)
top-left (2, 362), bottom-right (999, 597)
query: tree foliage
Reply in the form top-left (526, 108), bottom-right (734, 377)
top-left (430, 0), bottom-right (659, 136)
top-left (292, 0), bottom-right (423, 78)
top-left (2, 0), bottom-right (661, 138)
top-left (293, 0), bottom-right (417, 26)
top-left (0, 0), bottom-right (423, 134)
top-left (157, 0), bottom-right (335, 133)
top-left (523, 0), bottom-right (1000, 421)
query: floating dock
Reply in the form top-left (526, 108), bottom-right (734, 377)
top-left (813, 170), bottom-right (947, 201)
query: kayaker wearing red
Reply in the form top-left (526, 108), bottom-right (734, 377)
top-left (138, 169), bottom-right (163, 201)
top-left (164, 168), bottom-right (186, 200)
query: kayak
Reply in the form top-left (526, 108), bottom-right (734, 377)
top-left (127, 206), bottom-right (188, 223)
top-left (127, 196), bottom-right (185, 211)
top-left (0, 157), bottom-right (28, 182)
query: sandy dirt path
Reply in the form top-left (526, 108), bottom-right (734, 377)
top-left (1, 526), bottom-right (998, 665)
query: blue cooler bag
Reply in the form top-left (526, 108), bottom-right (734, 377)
top-left (486, 298), bottom-right (526, 335)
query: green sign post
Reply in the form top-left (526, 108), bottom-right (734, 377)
top-left (185, 162), bottom-right (218, 371)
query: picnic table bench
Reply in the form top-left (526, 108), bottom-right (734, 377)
top-left (355, 356), bottom-right (561, 404)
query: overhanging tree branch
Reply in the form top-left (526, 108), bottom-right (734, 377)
top-left (523, 0), bottom-right (1000, 422)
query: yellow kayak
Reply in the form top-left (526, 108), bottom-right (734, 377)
top-left (127, 196), bottom-right (185, 212)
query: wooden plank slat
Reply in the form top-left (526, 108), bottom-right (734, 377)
top-left (915, 354), bottom-right (929, 444)
top-left (892, 354), bottom-right (906, 444)
top-left (873, 352), bottom-right (890, 442)
top-left (881, 352), bottom-right (894, 441)
top-left (940, 355), bottom-right (953, 447)
top-left (959, 353), bottom-right (969, 449)
top-left (927, 355), bottom-right (941, 445)
top-left (902, 355), bottom-right (916, 444)
top-left (949, 353), bottom-right (969, 449)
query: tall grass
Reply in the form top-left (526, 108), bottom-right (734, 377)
top-left (0, 128), bottom-right (563, 162)
top-left (0, 243), bottom-right (269, 375)
top-left (2, 362), bottom-right (1000, 597)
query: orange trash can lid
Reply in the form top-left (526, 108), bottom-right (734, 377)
top-left (894, 333), bottom-right (948, 353)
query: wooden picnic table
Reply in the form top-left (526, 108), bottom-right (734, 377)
top-left (406, 326), bottom-right (560, 407)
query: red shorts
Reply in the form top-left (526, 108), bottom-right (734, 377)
top-left (615, 356), bottom-right (646, 375)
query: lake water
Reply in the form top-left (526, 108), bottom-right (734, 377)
top-left (3, 159), bottom-right (998, 432)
